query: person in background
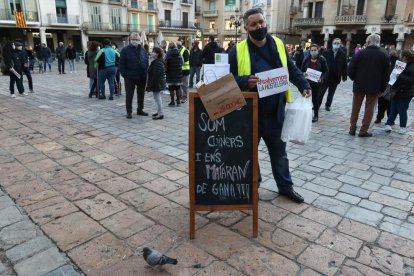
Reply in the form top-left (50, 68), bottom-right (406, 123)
top-left (84, 41), bottom-right (93, 91)
top-left (348, 34), bottom-right (390, 137)
top-left (3, 42), bottom-right (26, 97)
top-left (26, 45), bottom-right (35, 72)
top-left (384, 50), bottom-right (414, 134)
top-left (160, 40), bottom-right (168, 54)
top-left (302, 44), bottom-right (329, 122)
top-left (165, 41), bottom-right (183, 107)
top-left (15, 41), bottom-right (34, 93)
top-left (119, 33), bottom-right (149, 118)
top-left (319, 38), bottom-right (348, 111)
top-left (146, 47), bottom-right (166, 120)
top-left (201, 35), bottom-right (222, 65)
top-left (226, 41), bottom-right (235, 53)
top-left (112, 42), bottom-right (122, 95)
top-left (189, 41), bottom-right (202, 88)
top-left (56, 42), bottom-right (66, 74)
top-left (95, 38), bottom-right (120, 100)
top-left (354, 44), bottom-right (362, 55)
top-left (87, 41), bottom-right (99, 98)
top-left (40, 43), bottom-right (52, 72)
top-left (294, 45), bottom-right (304, 68)
top-left (229, 8), bottom-right (312, 203)
top-left (375, 49), bottom-right (398, 124)
top-left (66, 43), bottom-right (76, 73)
top-left (177, 40), bottom-right (190, 103)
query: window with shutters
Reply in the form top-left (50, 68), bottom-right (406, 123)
top-left (111, 8), bottom-right (121, 31)
top-left (89, 6), bottom-right (102, 30)
top-left (55, 0), bottom-right (67, 23)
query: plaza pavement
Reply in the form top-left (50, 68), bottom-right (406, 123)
top-left (0, 63), bottom-right (413, 275)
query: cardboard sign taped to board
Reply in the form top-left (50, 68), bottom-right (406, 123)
top-left (197, 74), bottom-right (246, 121)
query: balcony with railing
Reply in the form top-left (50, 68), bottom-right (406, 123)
top-left (203, 10), bottom-right (218, 17)
top-left (381, 15), bottom-right (399, 24)
top-left (83, 22), bottom-right (130, 33)
top-left (334, 15), bottom-right (367, 25)
top-left (161, 0), bottom-right (175, 3)
top-left (147, 2), bottom-right (158, 11)
top-left (0, 9), bottom-right (39, 22)
top-left (181, 0), bottom-right (193, 5)
top-left (159, 20), bottom-right (195, 28)
top-left (47, 14), bottom-right (80, 25)
top-left (129, 24), bottom-right (158, 33)
top-left (204, 28), bottom-right (218, 34)
top-left (293, 17), bottom-right (324, 26)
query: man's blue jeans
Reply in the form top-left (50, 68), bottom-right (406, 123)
top-left (43, 58), bottom-right (51, 71)
top-left (259, 116), bottom-right (293, 193)
top-left (98, 67), bottom-right (117, 97)
top-left (189, 66), bottom-right (200, 88)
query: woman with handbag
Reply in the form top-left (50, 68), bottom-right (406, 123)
top-left (301, 44), bottom-right (329, 122)
top-left (385, 50), bottom-right (414, 134)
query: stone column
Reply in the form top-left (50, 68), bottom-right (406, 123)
top-left (345, 32), bottom-right (352, 56)
top-left (321, 26), bottom-right (334, 48)
top-left (39, 27), bottom-right (47, 45)
top-left (301, 32), bottom-right (308, 47)
top-left (393, 25), bottom-right (410, 50)
top-left (81, 30), bottom-right (88, 52)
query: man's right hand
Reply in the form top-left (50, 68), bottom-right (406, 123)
top-left (247, 75), bottom-right (259, 89)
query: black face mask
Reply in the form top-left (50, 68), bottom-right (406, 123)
top-left (249, 27), bottom-right (268, 41)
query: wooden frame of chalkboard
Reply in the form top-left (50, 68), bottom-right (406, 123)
top-left (189, 92), bottom-right (258, 239)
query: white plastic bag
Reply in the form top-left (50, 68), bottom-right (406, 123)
top-left (281, 96), bottom-right (312, 145)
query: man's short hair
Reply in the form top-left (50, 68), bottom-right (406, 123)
top-left (366, 34), bottom-right (381, 47)
top-left (209, 35), bottom-right (215, 42)
top-left (243, 8), bottom-right (264, 26)
top-left (333, 38), bottom-right (341, 43)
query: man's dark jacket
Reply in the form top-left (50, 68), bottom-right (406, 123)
top-left (55, 46), bottom-right (66, 60)
top-left (66, 47), bottom-right (76, 59)
top-left (189, 48), bottom-right (202, 67)
top-left (146, 58), bottom-right (166, 92)
top-left (201, 41), bottom-right (222, 64)
top-left (348, 46), bottom-right (390, 95)
top-left (392, 60), bottom-right (414, 99)
top-left (39, 47), bottom-right (51, 59)
top-left (165, 48), bottom-right (183, 83)
top-left (322, 49), bottom-right (347, 84)
top-left (119, 44), bottom-right (148, 82)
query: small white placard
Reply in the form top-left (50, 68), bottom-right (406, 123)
top-left (389, 60), bottom-right (406, 85)
top-left (305, 68), bottom-right (322, 82)
top-left (255, 68), bottom-right (289, 98)
top-left (203, 64), bottom-right (230, 84)
top-left (214, 53), bottom-right (228, 64)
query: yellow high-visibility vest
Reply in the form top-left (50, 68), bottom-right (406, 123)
top-left (179, 46), bottom-right (190, 71)
top-left (236, 36), bottom-right (292, 103)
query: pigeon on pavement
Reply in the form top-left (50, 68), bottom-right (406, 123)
top-left (143, 247), bottom-right (178, 267)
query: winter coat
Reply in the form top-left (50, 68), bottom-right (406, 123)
top-left (348, 46), bottom-right (390, 95)
top-left (189, 48), bottom-right (202, 67)
top-left (3, 50), bottom-right (23, 74)
top-left (392, 60), bottom-right (414, 99)
top-left (201, 41), bottom-right (222, 64)
top-left (119, 44), bottom-right (148, 81)
top-left (88, 50), bottom-right (97, 79)
top-left (66, 47), bottom-right (76, 59)
top-left (323, 49), bottom-right (348, 84)
top-left (165, 48), bottom-right (183, 84)
top-left (39, 47), bottom-right (51, 59)
top-left (301, 55), bottom-right (329, 85)
top-left (55, 46), bottom-right (66, 60)
top-left (146, 58), bottom-right (166, 93)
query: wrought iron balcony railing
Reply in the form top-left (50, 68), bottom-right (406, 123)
top-left (159, 20), bottom-right (196, 28)
top-left (381, 15), bottom-right (398, 24)
top-left (83, 22), bottom-right (130, 32)
top-left (0, 9), bottom-right (38, 21)
top-left (334, 15), bottom-right (367, 25)
top-left (47, 14), bottom-right (80, 24)
top-left (203, 10), bottom-right (218, 17)
top-left (293, 17), bottom-right (324, 26)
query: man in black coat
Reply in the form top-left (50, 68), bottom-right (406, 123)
top-left (348, 34), bottom-right (390, 137)
top-left (201, 35), bottom-right (222, 65)
top-left (319, 38), bottom-right (348, 111)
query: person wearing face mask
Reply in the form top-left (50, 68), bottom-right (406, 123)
top-left (319, 38), bottom-right (348, 111)
top-left (302, 44), bottom-right (329, 122)
top-left (2, 41), bottom-right (26, 97)
top-left (146, 47), bottom-right (167, 120)
top-left (119, 33), bottom-right (149, 118)
top-left (384, 50), bottom-right (414, 134)
top-left (229, 8), bottom-right (312, 203)
top-left (95, 39), bottom-right (120, 100)
top-left (348, 34), bottom-right (390, 137)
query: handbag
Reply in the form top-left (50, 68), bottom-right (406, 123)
top-left (383, 85), bottom-right (397, 101)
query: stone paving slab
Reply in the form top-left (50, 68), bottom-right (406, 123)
top-left (0, 68), bottom-right (414, 275)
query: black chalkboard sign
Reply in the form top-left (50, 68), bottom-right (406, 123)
top-left (189, 92), bottom-right (258, 239)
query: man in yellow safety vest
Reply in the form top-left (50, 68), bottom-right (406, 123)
top-left (229, 8), bottom-right (312, 203)
top-left (177, 40), bottom-right (190, 103)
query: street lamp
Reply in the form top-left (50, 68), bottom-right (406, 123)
top-left (230, 8), bottom-right (243, 43)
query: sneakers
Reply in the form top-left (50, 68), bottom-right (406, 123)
top-left (11, 94), bottom-right (16, 98)
top-left (24, 92), bottom-right (29, 96)
top-left (398, 127), bottom-right (407, 134)
top-left (385, 125), bottom-right (392, 132)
